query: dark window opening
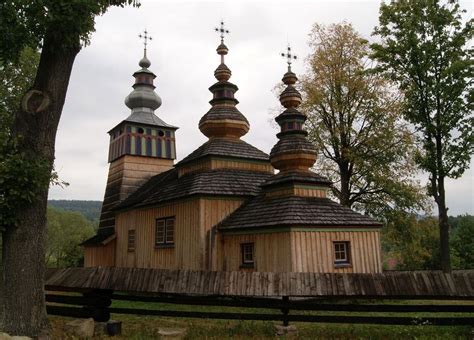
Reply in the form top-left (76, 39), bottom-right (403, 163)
top-left (137, 127), bottom-right (144, 134)
top-left (240, 243), bottom-right (255, 268)
top-left (136, 135), bottom-right (142, 155)
top-left (333, 241), bottom-right (351, 266)
top-left (155, 217), bottom-right (175, 247)
top-left (158, 130), bottom-right (165, 137)
top-left (128, 230), bottom-right (135, 252)
top-left (146, 138), bottom-right (152, 156)
top-left (166, 140), bottom-right (171, 158)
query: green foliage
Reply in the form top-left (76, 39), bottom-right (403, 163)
top-left (372, 0), bottom-right (473, 272)
top-left (0, 1), bottom-right (139, 231)
top-left (0, 0), bottom-right (139, 64)
top-left (0, 47), bottom-right (46, 231)
top-left (48, 200), bottom-right (102, 223)
top-left (450, 215), bottom-right (474, 269)
top-left (301, 22), bottom-right (426, 216)
top-left (46, 207), bottom-right (95, 267)
top-left (372, 0), bottom-right (473, 193)
top-left (383, 213), bottom-right (474, 270)
top-left (382, 212), bottom-right (440, 270)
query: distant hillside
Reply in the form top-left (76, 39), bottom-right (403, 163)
top-left (48, 200), bottom-right (102, 222)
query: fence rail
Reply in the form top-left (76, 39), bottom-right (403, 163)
top-left (45, 268), bottom-right (474, 326)
top-left (45, 267), bottom-right (474, 298)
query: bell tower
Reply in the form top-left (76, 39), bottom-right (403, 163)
top-left (83, 31), bottom-right (178, 264)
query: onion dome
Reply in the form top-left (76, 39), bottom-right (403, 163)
top-left (199, 22), bottom-right (249, 139)
top-left (269, 55), bottom-right (317, 172)
top-left (124, 51), bottom-right (162, 112)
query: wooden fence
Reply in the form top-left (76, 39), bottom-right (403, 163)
top-left (45, 268), bottom-right (474, 326)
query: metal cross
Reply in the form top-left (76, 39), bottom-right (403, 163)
top-left (281, 45), bottom-right (297, 69)
top-left (215, 20), bottom-right (230, 42)
top-left (138, 29), bottom-right (152, 50)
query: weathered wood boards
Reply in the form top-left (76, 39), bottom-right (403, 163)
top-left (45, 268), bottom-right (474, 298)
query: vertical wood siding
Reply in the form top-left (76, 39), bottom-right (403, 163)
top-left (218, 233), bottom-right (293, 272)
top-left (290, 230), bottom-right (382, 273)
top-left (115, 199), bottom-right (201, 269)
top-left (83, 241), bottom-right (116, 267)
top-left (200, 199), bottom-right (245, 270)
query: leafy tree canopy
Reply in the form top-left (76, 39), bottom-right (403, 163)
top-left (300, 22), bottom-right (426, 216)
top-left (372, 0), bottom-right (473, 182)
top-left (46, 207), bottom-right (96, 267)
top-left (371, 0), bottom-right (473, 272)
top-left (0, 0), bottom-right (138, 64)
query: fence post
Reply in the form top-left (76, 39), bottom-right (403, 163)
top-left (281, 296), bottom-right (290, 326)
top-left (82, 289), bottom-right (113, 322)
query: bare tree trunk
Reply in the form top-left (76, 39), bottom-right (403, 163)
top-left (0, 30), bottom-right (79, 337)
top-left (339, 162), bottom-right (351, 207)
top-left (437, 176), bottom-right (451, 273)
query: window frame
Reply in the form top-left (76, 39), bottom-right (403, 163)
top-left (333, 241), bottom-right (351, 267)
top-left (127, 229), bottom-right (136, 252)
top-left (155, 216), bottom-right (175, 248)
top-left (240, 242), bottom-right (255, 268)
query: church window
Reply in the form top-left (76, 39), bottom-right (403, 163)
top-left (146, 138), bottom-right (152, 156)
top-left (128, 230), bottom-right (135, 252)
top-left (155, 217), bottom-right (175, 247)
top-left (333, 241), bottom-right (350, 266)
top-left (157, 139), bottom-right (162, 157)
top-left (136, 135), bottom-right (142, 155)
top-left (166, 140), bottom-right (171, 158)
top-left (125, 135), bottom-right (131, 153)
top-left (158, 130), bottom-right (165, 137)
top-left (240, 243), bottom-right (254, 268)
top-left (137, 127), bottom-right (144, 134)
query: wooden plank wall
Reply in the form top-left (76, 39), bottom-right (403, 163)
top-left (115, 199), bottom-right (201, 269)
top-left (200, 198), bottom-right (246, 270)
top-left (218, 232), bottom-right (292, 272)
top-left (45, 267), bottom-right (474, 298)
top-left (83, 241), bottom-right (116, 267)
top-left (290, 231), bottom-right (382, 273)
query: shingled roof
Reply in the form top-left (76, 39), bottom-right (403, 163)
top-left (176, 138), bottom-right (269, 166)
top-left (262, 170), bottom-right (331, 188)
top-left (218, 195), bottom-right (382, 231)
top-left (81, 226), bottom-right (115, 246)
top-left (117, 168), bottom-right (272, 210)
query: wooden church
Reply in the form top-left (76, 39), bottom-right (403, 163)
top-left (82, 26), bottom-right (382, 273)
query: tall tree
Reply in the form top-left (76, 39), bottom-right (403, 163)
top-left (0, 1), bottom-right (137, 336)
top-left (371, 0), bottom-right (473, 272)
top-left (300, 22), bottom-right (425, 215)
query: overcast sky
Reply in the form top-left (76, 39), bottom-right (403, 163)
top-left (48, 0), bottom-right (473, 216)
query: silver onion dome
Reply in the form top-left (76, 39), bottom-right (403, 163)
top-left (124, 55), bottom-right (162, 111)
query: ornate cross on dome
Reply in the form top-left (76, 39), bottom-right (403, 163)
top-left (281, 45), bottom-right (297, 71)
top-left (215, 20), bottom-right (230, 42)
top-left (139, 29), bottom-right (152, 52)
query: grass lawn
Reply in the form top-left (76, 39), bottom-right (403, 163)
top-left (48, 298), bottom-right (474, 339)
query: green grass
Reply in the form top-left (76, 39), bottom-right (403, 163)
top-left (48, 299), bottom-right (474, 339)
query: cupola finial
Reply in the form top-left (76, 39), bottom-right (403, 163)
top-left (281, 45), bottom-right (298, 72)
top-left (269, 45), bottom-right (316, 172)
top-left (124, 29), bottom-right (162, 111)
top-left (198, 22), bottom-right (249, 139)
top-left (138, 29), bottom-right (152, 68)
top-left (214, 21), bottom-right (230, 65)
